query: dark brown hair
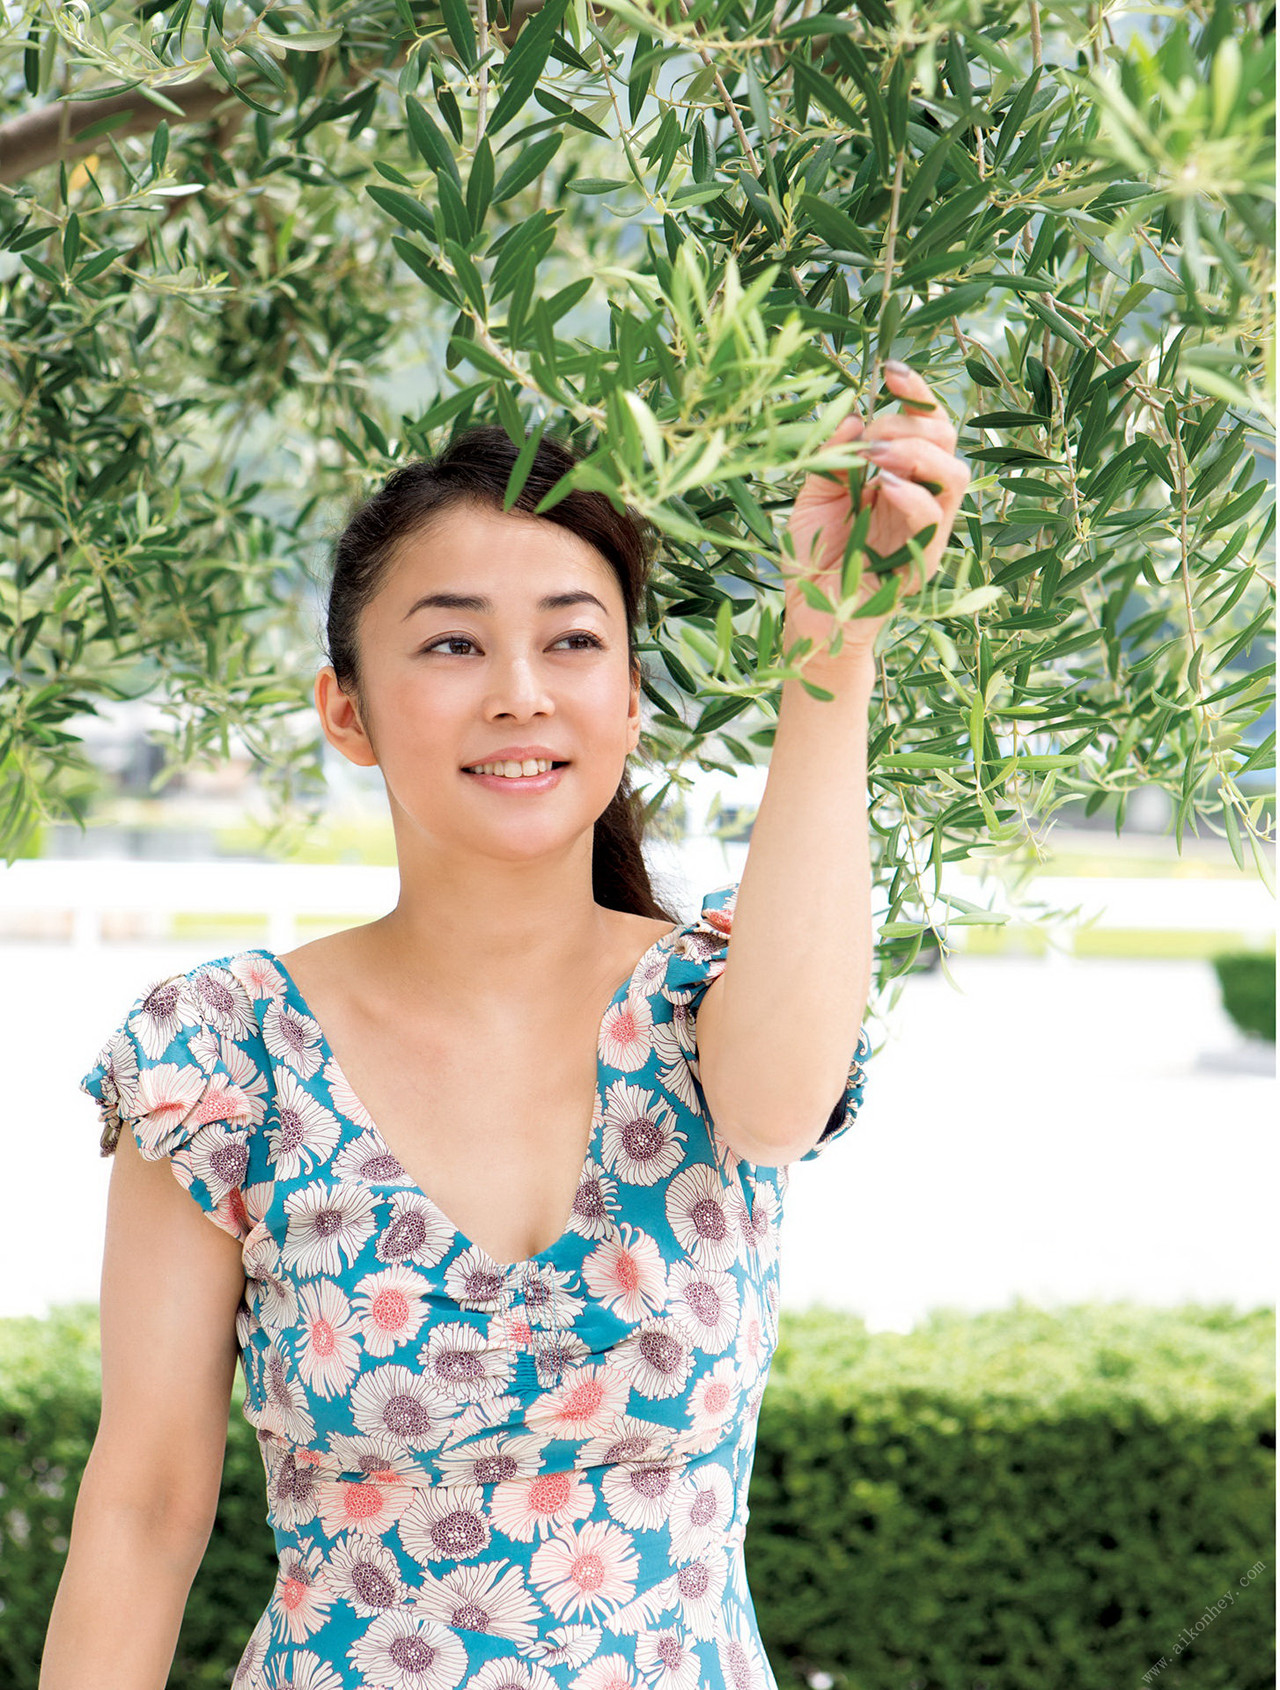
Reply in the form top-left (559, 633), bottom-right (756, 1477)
top-left (325, 423), bottom-right (676, 922)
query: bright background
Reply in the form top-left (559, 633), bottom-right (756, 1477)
top-left (2, 741), bottom-right (1273, 1333)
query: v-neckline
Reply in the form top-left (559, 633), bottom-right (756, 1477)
top-left (252, 921), bottom-right (686, 1274)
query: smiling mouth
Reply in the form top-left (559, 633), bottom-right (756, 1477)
top-left (461, 761), bottom-right (570, 777)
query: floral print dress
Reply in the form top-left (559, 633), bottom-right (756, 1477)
top-left (81, 881), bottom-right (870, 1690)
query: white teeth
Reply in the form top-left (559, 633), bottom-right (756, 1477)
top-left (465, 758), bottom-right (558, 778)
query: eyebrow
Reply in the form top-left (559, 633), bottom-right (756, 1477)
top-left (401, 590), bottom-right (611, 622)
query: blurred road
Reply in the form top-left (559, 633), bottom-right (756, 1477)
top-left (776, 946), bottom-right (1275, 1329)
top-left (1, 936), bottom-right (1273, 1330)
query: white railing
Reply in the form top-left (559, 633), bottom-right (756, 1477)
top-left (0, 852), bottom-right (1273, 952)
top-left (0, 858), bottom-right (401, 951)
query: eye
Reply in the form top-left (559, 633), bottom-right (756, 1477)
top-left (419, 632), bottom-right (604, 655)
top-left (420, 635), bottom-right (479, 656)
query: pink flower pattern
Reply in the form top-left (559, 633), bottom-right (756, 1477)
top-left (81, 882), bottom-right (870, 1688)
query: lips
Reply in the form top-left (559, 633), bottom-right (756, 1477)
top-left (461, 761), bottom-right (570, 792)
top-left (461, 761), bottom-right (570, 773)
top-left (459, 746), bottom-right (569, 766)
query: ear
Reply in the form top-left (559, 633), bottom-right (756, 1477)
top-left (627, 655), bottom-right (643, 756)
top-left (315, 665), bottom-right (379, 768)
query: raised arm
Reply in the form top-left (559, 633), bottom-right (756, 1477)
top-left (695, 360), bottom-right (970, 1165)
top-left (39, 1126), bottom-right (246, 1689)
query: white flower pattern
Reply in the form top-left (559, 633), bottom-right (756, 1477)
top-left (79, 881), bottom-right (871, 1688)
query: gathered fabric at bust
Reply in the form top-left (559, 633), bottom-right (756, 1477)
top-left (82, 881), bottom-right (870, 1690)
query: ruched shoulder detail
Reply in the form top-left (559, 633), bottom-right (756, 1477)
top-left (665, 880), bottom-right (871, 1163)
top-left (81, 964), bottom-right (262, 1243)
top-left (664, 880), bottom-right (738, 1003)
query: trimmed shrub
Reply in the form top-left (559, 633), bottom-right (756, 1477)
top-left (753, 1302), bottom-right (1275, 1690)
top-left (3, 1301), bottom-right (1272, 1690)
top-left (1210, 952), bottom-right (1276, 1043)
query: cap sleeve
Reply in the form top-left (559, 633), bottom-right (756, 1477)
top-left (796, 1020), bottom-right (871, 1162)
top-left (81, 968), bottom-right (258, 1244)
top-left (665, 880), bottom-right (871, 1164)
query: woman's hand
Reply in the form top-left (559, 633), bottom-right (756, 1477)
top-left (783, 359), bottom-right (970, 663)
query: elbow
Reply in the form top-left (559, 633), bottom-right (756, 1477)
top-left (701, 1080), bottom-right (846, 1168)
top-left (80, 1433), bottom-right (223, 1556)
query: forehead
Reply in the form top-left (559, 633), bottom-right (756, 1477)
top-left (381, 501), bottom-right (620, 616)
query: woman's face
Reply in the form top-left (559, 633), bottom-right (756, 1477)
top-left (316, 501), bottom-right (642, 863)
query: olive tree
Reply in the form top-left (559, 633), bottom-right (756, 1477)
top-left (0, 0), bottom-right (1273, 982)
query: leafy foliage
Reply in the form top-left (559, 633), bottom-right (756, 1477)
top-left (1, 1), bottom-right (1274, 988)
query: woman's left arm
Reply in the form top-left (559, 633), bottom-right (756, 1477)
top-left (696, 360), bottom-right (971, 1165)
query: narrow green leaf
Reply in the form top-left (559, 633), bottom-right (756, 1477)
top-left (391, 235), bottom-right (462, 305)
top-left (715, 596), bottom-right (734, 666)
top-left (74, 248), bottom-right (121, 281)
top-left (628, 31), bottom-right (655, 124)
top-left (466, 136), bottom-right (494, 228)
top-left (282, 28), bottom-right (344, 51)
top-left (436, 80), bottom-right (464, 144)
top-left (62, 214), bottom-right (80, 272)
top-left (666, 183), bottom-right (726, 209)
top-left (504, 418), bottom-right (548, 511)
top-left (207, 41), bottom-right (239, 86)
top-left (624, 391), bottom-right (666, 470)
top-left (960, 24), bottom-right (1020, 77)
top-left (787, 60), bottom-right (858, 130)
top-left (366, 184), bottom-right (437, 239)
top-left (900, 280), bottom-right (992, 333)
top-left (798, 192), bottom-right (873, 258)
top-left (492, 133), bottom-right (563, 203)
top-left (21, 253), bottom-right (61, 286)
top-left (447, 334), bottom-right (510, 381)
top-left (442, 238), bottom-right (487, 319)
top-left (831, 38), bottom-right (889, 163)
top-left (886, 53), bottom-right (909, 152)
top-left (439, 0), bottom-right (477, 68)
top-left (405, 96), bottom-right (461, 184)
top-left (150, 120), bottom-right (170, 176)
top-left (992, 67), bottom-right (1042, 169)
top-left (488, 0), bottom-right (571, 136)
top-left (239, 40), bottom-right (287, 90)
top-left (897, 130), bottom-right (960, 231)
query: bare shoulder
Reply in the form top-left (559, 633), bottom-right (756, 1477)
top-left (274, 923), bottom-right (375, 988)
top-left (606, 907), bottom-right (683, 974)
top-left (625, 909), bottom-right (682, 947)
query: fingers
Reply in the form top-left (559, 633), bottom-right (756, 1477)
top-left (822, 412), bottom-right (864, 449)
top-left (855, 414), bottom-right (959, 451)
top-left (867, 465), bottom-right (943, 527)
top-left (856, 436), bottom-right (970, 506)
top-left (883, 359), bottom-right (945, 414)
top-left (863, 471), bottom-right (943, 590)
top-left (877, 361), bottom-right (958, 452)
top-left (807, 411), bottom-right (867, 495)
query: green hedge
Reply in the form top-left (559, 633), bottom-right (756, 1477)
top-left (752, 1303), bottom-right (1274, 1690)
top-left (1211, 951), bottom-right (1276, 1043)
top-left (3, 1301), bottom-right (1272, 1690)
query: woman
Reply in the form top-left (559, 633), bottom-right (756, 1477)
top-left (42, 360), bottom-right (968, 1689)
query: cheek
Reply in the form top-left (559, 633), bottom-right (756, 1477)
top-left (367, 671), bottom-right (458, 755)
top-left (579, 676), bottom-right (637, 753)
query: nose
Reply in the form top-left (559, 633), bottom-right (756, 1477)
top-left (483, 653), bottom-right (556, 720)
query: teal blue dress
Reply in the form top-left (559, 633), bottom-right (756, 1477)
top-left (82, 881), bottom-right (870, 1690)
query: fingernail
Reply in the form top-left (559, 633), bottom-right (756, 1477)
top-left (876, 467), bottom-right (908, 484)
top-left (859, 440), bottom-right (891, 453)
top-left (884, 359), bottom-right (911, 373)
